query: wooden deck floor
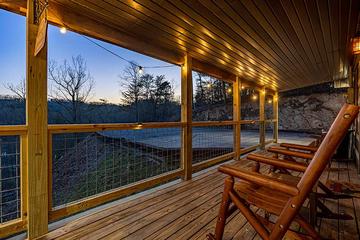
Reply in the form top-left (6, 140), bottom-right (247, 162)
top-left (37, 160), bottom-right (360, 240)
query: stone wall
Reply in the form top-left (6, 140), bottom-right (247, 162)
top-left (278, 92), bottom-right (346, 133)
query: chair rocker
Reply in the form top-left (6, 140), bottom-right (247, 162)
top-left (207, 104), bottom-right (359, 240)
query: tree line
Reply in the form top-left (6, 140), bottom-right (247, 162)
top-left (3, 55), bottom-right (180, 124)
top-left (2, 55), bottom-right (238, 125)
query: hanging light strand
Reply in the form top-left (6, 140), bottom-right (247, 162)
top-left (49, 7), bottom-right (177, 72)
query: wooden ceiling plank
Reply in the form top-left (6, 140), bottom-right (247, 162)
top-left (1, 0), bottom-right (358, 90)
top-left (69, 0), bottom-right (243, 72)
top-left (177, 0), bottom-right (298, 86)
top-left (221, 0), bottom-right (307, 81)
top-left (316, 0), bottom-right (336, 81)
top-left (79, 0), bottom-right (281, 87)
top-left (104, 0), bottom-right (286, 86)
top-left (140, 0), bottom-right (296, 88)
top-left (278, 0), bottom-right (323, 81)
top-left (244, 0), bottom-right (313, 85)
top-left (264, 0), bottom-right (317, 85)
top-left (198, 0), bottom-right (304, 86)
top-left (304, 0), bottom-right (332, 82)
top-left (291, 0), bottom-right (326, 77)
top-left (329, 0), bottom-right (341, 80)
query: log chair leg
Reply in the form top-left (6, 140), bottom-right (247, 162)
top-left (309, 192), bottom-right (317, 227)
top-left (252, 162), bottom-right (260, 173)
top-left (208, 176), bottom-right (234, 240)
top-left (295, 215), bottom-right (322, 240)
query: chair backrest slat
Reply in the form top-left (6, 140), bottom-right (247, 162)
top-left (270, 104), bottom-right (359, 240)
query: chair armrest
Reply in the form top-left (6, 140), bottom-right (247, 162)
top-left (247, 154), bottom-right (308, 172)
top-left (218, 165), bottom-right (299, 196)
top-left (268, 147), bottom-right (314, 160)
top-left (279, 143), bottom-right (318, 153)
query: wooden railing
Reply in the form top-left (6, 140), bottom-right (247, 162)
top-left (0, 118), bottom-right (278, 237)
top-left (0, 55), bottom-right (278, 239)
top-left (0, 125), bottom-right (27, 237)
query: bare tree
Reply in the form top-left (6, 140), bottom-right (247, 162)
top-left (120, 62), bottom-right (143, 122)
top-left (49, 55), bottom-right (94, 123)
top-left (4, 78), bottom-right (26, 100)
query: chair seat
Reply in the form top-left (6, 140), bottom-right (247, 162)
top-left (234, 180), bottom-right (292, 215)
top-left (268, 172), bottom-right (300, 186)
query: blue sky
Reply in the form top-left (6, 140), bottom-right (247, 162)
top-left (0, 9), bottom-right (181, 104)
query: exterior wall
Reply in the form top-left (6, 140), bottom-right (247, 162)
top-left (278, 92), bottom-right (346, 133)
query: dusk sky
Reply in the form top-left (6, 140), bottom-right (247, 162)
top-left (0, 9), bottom-right (181, 104)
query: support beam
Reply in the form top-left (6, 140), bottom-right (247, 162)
top-left (259, 87), bottom-right (266, 149)
top-left (181, 54), bottom-right (193, 180)
top-left (273, 92), bottom-right (279, 143)
top-left (26, 0), bottom-right (48, 238)
top-left (233, 76), bottom-right (241, 160)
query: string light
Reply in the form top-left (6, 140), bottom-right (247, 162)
top-left (60, 27), bottom-right (67, 34)
top-left (227, 88), bottom-right (232, 93)
top-left (252, 94), bottom-right (258, 100)
top-left (268, 99), bottom-right (273, 104)
top-left (50, 8), bottom-right (176, 70)
top-left (207, 83), bottom-right (212, 89)
top-left (241, 85), bottom-right (245, 90)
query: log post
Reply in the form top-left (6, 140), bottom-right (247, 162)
top-left (259, 87), bottom-right (266, 149)
top-left (273, 92), bottom-right (279, 143)
top-left (181, 54), bottom-right (192, 180)
top-left (26, 0), bottom-right (48, 238)
top-left (233, 77), bottom-right (241, 160)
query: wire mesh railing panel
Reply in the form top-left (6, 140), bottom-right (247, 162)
top-left (192, 125), bottom-right (233, 164)
top-left (51, 128), bottom-right (181, 207)
top-left (241, 123), bottom-right (260, 149)
top-left (265, 122), bottom-right (275, 141)
top-left (0, 136), bottom-right (21, 223)
top-left (192, 71), bottom-right (233, 121)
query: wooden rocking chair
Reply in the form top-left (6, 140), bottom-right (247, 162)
top-left (207, 104), bottom-right (359, 240)
top-left (249, 132), bottom-right (354, 222)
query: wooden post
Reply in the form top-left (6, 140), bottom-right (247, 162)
top-left (259, 87), bottom-right (265, 149)
top-left (233, 77), bottom-right (241, 160)
top-left (26, 0), bottom-right (48, 238)
top-left (273, 92), bottom-right (279, 143)
top-left (181, 54), bottom-right (192, 180)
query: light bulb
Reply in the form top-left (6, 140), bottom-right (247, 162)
top-left (252, 94), bottom-right (258, 100)
top-left (60, 27), bottom-right (67, 34)
top-left (138, 66), bottom-right (143, 75)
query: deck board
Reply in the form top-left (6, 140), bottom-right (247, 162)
top-left (37, 159), bottom-right (360, 240)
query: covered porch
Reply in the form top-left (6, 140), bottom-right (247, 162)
top-left (0, 0), bottom-right (360, 239)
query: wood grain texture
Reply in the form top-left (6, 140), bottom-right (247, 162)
top-left (26, 0), bottom-right (49, 238)
top-left (35, 159), bottom-right (360, 240)
top-left (1, 0), bottom-right (358, 91)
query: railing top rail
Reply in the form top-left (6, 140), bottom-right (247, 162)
top-left (0, 125), bottom-right (27, 136)
top-left (48, 122), bottom-right (185, 134)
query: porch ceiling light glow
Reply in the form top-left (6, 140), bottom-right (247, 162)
top-left (59, 27), bottom-right (67, 34)
top-left (352, 34), bottom-right (360, 55)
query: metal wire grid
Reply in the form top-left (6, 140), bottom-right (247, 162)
top-left (192, 75), bottom-right (234, 122)
top-left (192, 126), bottom-right (234, 164)
top-left (0, 136), bottom-right (21, 223)
top-left (240, 124), bottom-right (260, 149)
top-left (241, 89), bottom-right (259, 120)
top-left (265, 95), bottom-right (274, 119)
top-left (265, 122), bottom-right (275, 141)
top-left (51, 128), bottom-right (181, 207)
